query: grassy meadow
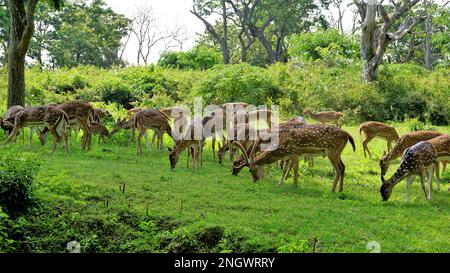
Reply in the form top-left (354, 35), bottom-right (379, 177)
top-left (1, 123), bottom-right (449, 253)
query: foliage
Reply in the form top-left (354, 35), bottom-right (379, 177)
top-left (158, 46), bottom-right (222, 70)
top-left (0, 150), bottom-right (40, 216)
top-left (288, 29), bottom-right (359, 61)
top-left (277, 240), bottom-right (310, 253)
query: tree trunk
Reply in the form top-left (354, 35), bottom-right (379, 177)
top-left (423, 0), bottom-right (433, 69)
top-left (7, 0), bottom-right (29, 108)
top-left (361, 3), bottom-right (378, 81)
top-left (221, 0), bottom-right (229, 64)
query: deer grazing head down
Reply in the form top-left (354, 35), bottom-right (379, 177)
top-left (380, 141), bottom-right (437, 202)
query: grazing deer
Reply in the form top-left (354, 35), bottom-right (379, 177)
top-left (380, 130), bottom-right (443, 177)
top-left (93, 108), bottom-right (111, 123)
top-left (302, 109), bottom-right (344, 128)
top-left (4, 106), bottom-right (69, 153)
top-left (359, 121), bottom-right (400, 158)
top-left (380, 141), bottom-right (437, 203)
top-left (134, 109), bottom-right (173, 155)
top-left (168, 117), bottom-right (204, 170)
top-left (218, 123), bottom-right (258, 164)
top-left (232, 124), bottom-right (355, 192)
top-left (90, 122), bottom-right (109, 143)
top-left (1, 105), bottom-right (25, 136)
top-left (426, 134), bottom-right (450, 191)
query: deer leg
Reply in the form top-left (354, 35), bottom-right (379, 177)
top-left (137, 130), bottom-right (145, 155)
top-left (187, 146), bottom-right (191, 168)
top-left (328, 154), bottom-right (342, 192)
top-left (405, 176), bottom-right (413, 204)
top-left (443, 161), bottom-right (447, 173)
top-left (28, 128), bottom-right (34, 149)
top-left (149, 130), bottom-right (157, 149)
top-left (47, 125), bottom-right (61, 154)
top-left (387, 139), bottom-right (393, 154)
top-left (4, 125), bottom-right (22, 145)
top-left (159, 130), bottom-right (164, 150)
top-left (279, 160), bottom-right (291, 186)
top-left (338, 158), bottom-right (346, 192)
top-left (419, 172), bottom-right (428, 200)
top-left (212, 137), bottom-right (216, 161)
top-left (427, 167), bottom-right (433, 200)
top-left (434, 162), bottom-right (440, 191)
top-left (293, 156), bottom-right (299, 187)
top-left (362, 135), bottom-right (374, 159)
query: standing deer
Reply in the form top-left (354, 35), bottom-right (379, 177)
top-left (40, 101), bottom-right (95, 150)
top-left (4, 106), bottom-right (69, 153)
top-left (359, 121), bottom-right (400, 158)
top-left (232, 124), bottom-right (355, 192)
top-left (426, 134), bottom-right (450, 191)
top-left (380, 130), bottom-right (443, 177)
top-left (380, 141), bottom-right (437, 203)
top-left (134, 109), bottom-right (173, 155)
top-left (302, 109), bottom-right (344, 128)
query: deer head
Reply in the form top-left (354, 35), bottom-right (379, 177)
top-left (168, 146), bottom-right (181, 170)
top-left (379, 151), bottom-right (390, 177)
top-left (231, 140), bottom-right (263, 182)
top-left (111, 118), bottom-right (130, 134)
top-left (380, 175), bottom-right (393, 201)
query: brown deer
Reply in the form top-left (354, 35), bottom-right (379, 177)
top-left (218, 123), bottom-right (258, 164)
top-left (232, 124), bottom-right (355, 192)
top-left (233, 109), bottom-right (276, 129)
top-left (302, 109), bottom-right (344, 128)
top-left (1, 105), bottom-right (24, 136)
top-left (426, 134), bottom-right (450, 191)
top-left (40, 101), bottom-right (95, 150)
top-left (168, 117), bottom-right (204, 170)
top-left (4, 106), bottom-right (69, 153)
top-left (90, 122), bottom-right (109, 143)
top-left (134, 109), bottom-right (173, 155)
top-left (380, 141), bottom-right (437, 203)
top-left (380, 130), bottom-right (443, 177)
top-left (359, 121), bottom-right (400, 158)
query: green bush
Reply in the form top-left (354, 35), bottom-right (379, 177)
top-left (158, 45), bottom-right (222, 70)
top-left (0, 150), bottom-right (40, 216)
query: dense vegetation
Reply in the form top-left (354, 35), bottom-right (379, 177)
top-left (1, 62), bottom-right (448, 125)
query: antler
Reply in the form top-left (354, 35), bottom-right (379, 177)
top-left (232, 140), bottom-right (250, 168)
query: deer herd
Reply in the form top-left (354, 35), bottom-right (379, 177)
top-left (1, 101), bottom-right (449, 203)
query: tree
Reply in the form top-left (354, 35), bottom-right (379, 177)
top-left (49, 0), bottom-right (129, 68)
top-left (7, 0), bottom-right (62, 108)
top-left (355, 0), bottom-right (421, 81)
top-left (131, 5), bottom-right (179, 65)
top-left (0, 0), bottom-right (8, 65)
top-left (226, 0), bottom-right (328, 64)
top-left (191, 0), bottom-right (231, 64)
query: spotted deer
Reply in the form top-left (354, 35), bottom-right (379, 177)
top-left (232, 109), bottom-right (276, 129)
top-left (218, 123), bottom-right (258, 164)
top-left (232, 124), bottom-right (355, 192)
top-left (134, 109), bottom-right (173, 155)
top-left (4, 106), bottom-right (69, 153)
top-left (359, 121), bottom-right (400, 158)
top-left (426, 134), bottom-right (450, 191)
top-left (1, 105), bottom-right (24, 136)
top-left (40, 101), bottom-right (95, 150)
top-left (380, 141), bottom-right (437, 203)
top-left (168, 117), bottom-right (204, 170)
top-left (90, 122), bottom-right (109, 143)
top-left (302, 109), bottom-right (344, 128)
top-left (380, 130), bottom-right (443, 177)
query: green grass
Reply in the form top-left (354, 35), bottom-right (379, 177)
top-left (2, 124), bottom-right (450, 253)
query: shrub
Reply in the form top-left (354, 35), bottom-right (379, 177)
top-left (158, 46), bottom-right (222, 70)
top-left (0, 150), bottom-right (40, 216)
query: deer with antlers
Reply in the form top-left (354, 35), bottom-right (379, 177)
top-left (302, 109), bottom-right (344, 128)
top-left (232, 124), bottom-right (355, 192)
top-left (3, 106), bottom-right (69, 153)
top-left (380, 141), bottom-right (437, 203)
top-left (134, 109), bottom-right (173, 155)
top-left (380, 130), bottom-right (443, 177)
top-left (426, 134), bottom-right (450, 191)
top-left (218, 123), bottom-right (258, 164)
top-left (359, 121), bottom-right (400, 158)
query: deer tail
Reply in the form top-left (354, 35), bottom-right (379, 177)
top-left (347, 132), bottom-right (356, 152)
